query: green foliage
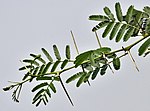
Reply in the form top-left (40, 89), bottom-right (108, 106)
top-left (89, 3), bottom-right (150, 43)
top-left (3, 2), bottom-right (150, 107)
top-left (113, 57), bottom-right (121, 70)
top-left (138, 38), bottom-right (150, 56)
top-left (41, 48), bottom-right (53, 63)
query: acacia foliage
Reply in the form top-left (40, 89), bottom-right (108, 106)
top-left (3, 2), bottom-right (150, 107)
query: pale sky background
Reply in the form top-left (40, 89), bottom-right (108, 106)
top-left (0, 0), bottom-right (150, 111)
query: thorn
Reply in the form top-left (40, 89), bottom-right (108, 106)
top-left (94, 31), bottom-right (102, 48)
top-left (108, 64), bottom-right (114, 74)
top-left (70, 30), bottom-right (79, 55)
top-left (127, 51), bottom-right (139, 72)
top-left (58, 76), bottom-right (74, 106)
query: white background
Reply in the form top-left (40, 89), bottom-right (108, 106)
top-left (0, 0), bottom-right (150, 111)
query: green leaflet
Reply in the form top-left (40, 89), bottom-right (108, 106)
top-left (84, 71), bottom-right (91, 83)
top-left (30, 67), bottom-right (39, 82)
top-left (49, 82), bottom-right (56, 93)
top-left (32, 82), bottom-right (48, 92)
top-left (23, 59), bottom-right (39, 66)
top-left (22, 69), bottom-right (34, 80)
top-left (66, 72), bottom-right (83, 83)
top-left (138, 38), bottom-right (150, 56)
top-left (36, 76), bottom-right (53, 81)
top-left (32, 94), bottom-right (42, 104)
top-left (36, 99), bottom-right (42, 107)
top-left (41, 48), bottom-right (53, 63)
top-left (53, 45), bottom-right (61, 60)
top-left (61, 59), bottom-right (68, 69)
top-left (115, 24), bottom-right (127, 42)
top-left (89, 51), bottom-right (97, 67)
top-left (100, 64), bottom-right (108, 75)
top-left (42, 98), bottom-right (46, 105)
top-left (103, 6), bottom-right (115, 21)
top-left (51, 61), bottom-right (60, 72)
top-left (123, 27), bottom-right (134, 42)
top-left (131, 9), bottom-right (142, 36)
top-left (43, 94), bottom-right (48, 103)
top-left (89, 15), bottom-right (109, 21)
top-left (42, 62), bottom-right (51, 74)
top-left (109, 22), bottom-right (121, 40)
top-left (46, 88), bottom-right (51, 98)
top-left (113, 57), bottom-right (120, 70)
top-left (115, 2), bottom-right (123, 22)
top-left (145, 20), bottom-right (150, 35)
top-left (19, 65), bottom-right (33, 71)
top-left (144, 49), bottom-right (150, 57)
top-left (143, 6), bottom-right (150, 16)
top-left (33, 89), bottom-right (45, 101)
top-left (30, 54), bottom-right (46, 64)
top-left (91, 67), bottom-right (100, 80)
top-left (102, 22), bottom-right (114, 38)
top-left (66, 45), bottom-right (71, 59)
top-left (74, 51), bottom-right (91, 67)
top-left (125, 5), bottom-right (134, 23)
top-left (37, 64), bottom-right (45, 75)
top-left (76, 72), bottom-right (86, 87)
top-left (82, 63), bottom-right (93, 71)
top-left (92, 21), bottom-right (109, 32)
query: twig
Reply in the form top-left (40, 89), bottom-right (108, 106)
top-left (58, 75), bottom-right (74, 106)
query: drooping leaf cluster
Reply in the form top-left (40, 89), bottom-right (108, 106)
top-left (89, 2), bottom-right (150, 56)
